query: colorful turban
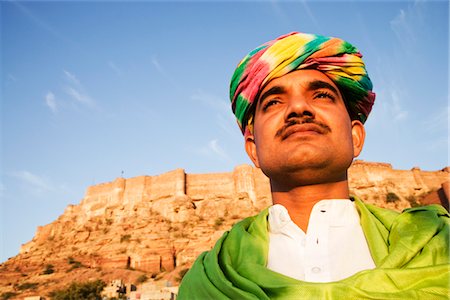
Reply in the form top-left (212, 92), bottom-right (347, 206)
top-left (230, 32), bottom-right (376, 135)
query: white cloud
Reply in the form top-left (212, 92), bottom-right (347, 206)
top-left (191, 90), bottom-right (229, 114)
top-left (64, 86), bottom-right (94, 106)
top-left (12, 1), bottom-right (74, 45)
top-left (269, 0), bottom-right (292, 27)
top-left (151, 55), bottom-right (178, 89)
top-left (45, 91), bottom-right (57, 114)
top-left (368, 86), bottom-right (409, 126)
top-left (151, 56), bottom-right (167, 77)
top-left (12, 171), bottom-right (54, 194)
top-left (196, 139), bottom-right (235, 164)
top-left (6, 73), bottom-right (17, 82)
top-left (108, 61), bottom-right (122, 76)
top-left (0, 182), bottom-right (5, 197)
top-left (299, 0), bottom-right (320, 31)
top-left (62, 70), bottom-right (96, 108)
top-left (208, 139), bottom-right (228, 159)
top-left (191, 89), bottom-right (239, 137)
top-left (5, 74), bottom-right (17, 87)
top-left (423, 105), bottom-right (449, 133)
top-left (390, 89), bottom-right (408, 122)
top-left (217, 114), bottom-right (241, 137)
top-left (63, 70), bottom-right (81, 86)
top-left (42, 70), bottom-right (96, 114)
top-left (426, 136), bottom-right (448, 152)
top-left (390, 1), bottom-right (426, 53)
top-left (269, 0), bottom-right (320, 31)
top-left (7, 74), bottom-right (17, 82)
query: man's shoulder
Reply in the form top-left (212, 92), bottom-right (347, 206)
top-left (224, 207), bottom-right (270, 241)
top-left (402, 203), bottom-right (450, 217)
top-left (353, 195), bottom-right (449, 220)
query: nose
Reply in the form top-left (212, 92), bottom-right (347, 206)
top-left (284, 95), bottom-right (315, 120)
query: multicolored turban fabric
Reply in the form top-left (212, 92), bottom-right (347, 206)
top-left (230, 32), bottom-right (376, 135)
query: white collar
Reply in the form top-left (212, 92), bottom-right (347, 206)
top-left (268, 199), bottom-right (360, 234)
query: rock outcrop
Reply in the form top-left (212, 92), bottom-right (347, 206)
top-left (1, 161), bottom-right (448, 298)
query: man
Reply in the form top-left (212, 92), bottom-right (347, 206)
top-left (178, 32), bottom-right (449, 299)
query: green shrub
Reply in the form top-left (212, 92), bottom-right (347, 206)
top-left (386, 192), bottom-right (400, 203)
top-left (42, 264), bottom-right (55, 275)
top-left (67, 257), bottom-right (84, 272)
top-left (179, 268), bottom-right (189, 280)
top-left (48, 280), bottom-right (106, 300)
top-left (406, 195), bottom-right (421, 207)
top-left (120, 234), bottom-right (131, 243)
top-left (1, 292), bottom-right (18, 300)
top-left (136, 274), bottom-right (148, 284)
top-left (68, 261), bottom-right (83, 271)
top-left (16, 282), bottom-right (38, 291)
top-left (214, 217), bottom-right (225, 229)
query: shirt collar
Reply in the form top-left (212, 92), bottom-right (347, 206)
top-left (268, 199), bottom-right (359, 234)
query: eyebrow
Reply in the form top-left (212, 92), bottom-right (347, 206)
top-left (307, 80), bottom-right (339, 95)
top-left (257, 79), bottom-right (340, 106)
top-left (258, 86), bottom-right (286, 105)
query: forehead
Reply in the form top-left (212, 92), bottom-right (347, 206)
top-left (260, 69), bottom-right (340, 95)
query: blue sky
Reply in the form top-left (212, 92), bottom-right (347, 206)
top-left (1, 0), bottom-right (448, 263)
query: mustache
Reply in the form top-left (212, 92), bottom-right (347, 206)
top-left (275, 118), bottom-right (332, 138)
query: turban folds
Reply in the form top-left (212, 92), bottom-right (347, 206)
top-left (230, 32), bottom-right (376, 135)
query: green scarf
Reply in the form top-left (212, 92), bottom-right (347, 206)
top-left (178, 198), bottom-right (450, 299)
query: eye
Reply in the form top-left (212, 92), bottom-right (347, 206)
top-left (262, 98), bottom-right (281, 111)
top-left (314, 91), bottom-right (335, 102)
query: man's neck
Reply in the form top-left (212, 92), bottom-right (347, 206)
top-left (270, 180), bottom-right (350, 232)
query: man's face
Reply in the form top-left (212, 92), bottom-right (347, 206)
top-left (245, 69), bottom-right (365, 187)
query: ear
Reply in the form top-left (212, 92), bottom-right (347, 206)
top-left (351, 120), bottom-right (365, 158)
top-left (245, 134), bottom-right (260, 168)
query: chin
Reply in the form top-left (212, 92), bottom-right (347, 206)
top-left (271, 167), bottom-right (348, 187)
top-left (261, 155), bottom-right (352, 186)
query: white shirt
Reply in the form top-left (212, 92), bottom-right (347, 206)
top-left (267, 199), bottom-right (376, 282)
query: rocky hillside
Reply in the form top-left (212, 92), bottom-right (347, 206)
top-left (1, 161), bottom-right (448, 299)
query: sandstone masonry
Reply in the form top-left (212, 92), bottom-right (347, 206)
top-left (1, 161), bottom-right (448, 298)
